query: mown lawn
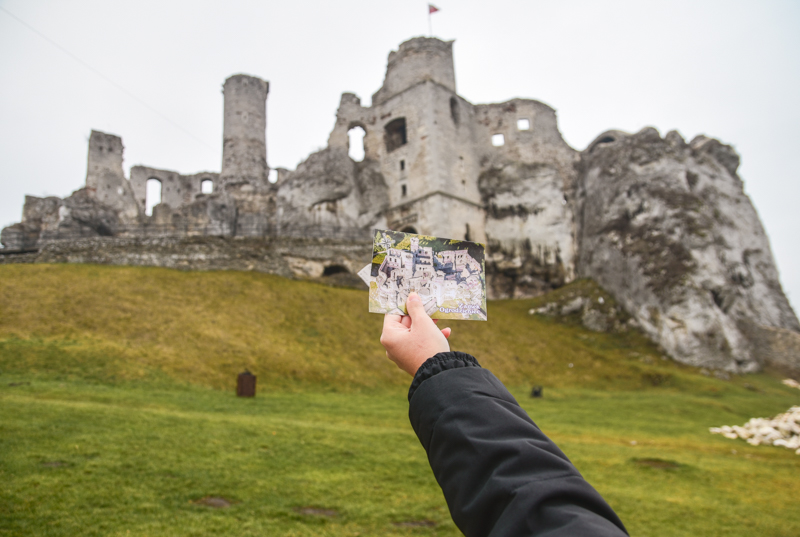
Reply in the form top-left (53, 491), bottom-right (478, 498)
top-left (1, 264), bottom-right (799, 536)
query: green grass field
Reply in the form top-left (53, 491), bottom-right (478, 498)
top-left (1, 264), bottom-right (799, 536)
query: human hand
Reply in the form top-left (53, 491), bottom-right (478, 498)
top-left (380, 292), bottom-right (452, 376)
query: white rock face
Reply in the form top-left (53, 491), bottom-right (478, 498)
top-left (710, 406), bottom-right (800, 454)
top-left (578, 127), bottom-right (799, 372)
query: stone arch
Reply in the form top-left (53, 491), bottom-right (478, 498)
top-left (145, 178), bottom-right (162, 216)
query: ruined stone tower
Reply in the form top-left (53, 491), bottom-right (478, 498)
top-left (220, 74), bottom-right (270, 186)
top-left (327, 38), bottom-right (487, 242)
top-left (84, 130), bottom-right (134, 212)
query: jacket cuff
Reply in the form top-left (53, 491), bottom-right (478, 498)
top-left (408, 351), bottom-right (482, 401)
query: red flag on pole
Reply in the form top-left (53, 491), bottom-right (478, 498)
top-left (429, 4), bottom-right (440, 14)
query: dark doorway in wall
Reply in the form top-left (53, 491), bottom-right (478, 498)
top-left (400, 226), bottom-right (417, 234)
top-left (348, 126), bottom-right (366, 161)
top-left (384, 118), bottom-right (407, 152)
top-left (323, 265), bottom-right (350, 276)
top-left (201, 179), bottom-right (213, 194)
top-left (145, 178), bottom-right (162, 216)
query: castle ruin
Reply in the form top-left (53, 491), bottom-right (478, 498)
top-left (2, 37), bottom-right (798, 373)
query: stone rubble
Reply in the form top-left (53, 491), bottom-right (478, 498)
top-left (782, 378), bottom-right (800, 390)
top-left (710, 406), bottom-right (800, 455)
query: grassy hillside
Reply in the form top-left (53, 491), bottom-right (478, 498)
top-left (0, 263), bottom-right (775, 393)
top-left (2, 264), bottom-right (799, 536)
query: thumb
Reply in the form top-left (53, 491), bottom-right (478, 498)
top-left (405, 292), bottom-right (429, 322)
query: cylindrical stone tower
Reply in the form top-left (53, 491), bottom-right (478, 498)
top-left (220, 74), bottom-right (270, 185)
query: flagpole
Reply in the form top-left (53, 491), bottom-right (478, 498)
top-left (428, 9), bottom-right (432, 36)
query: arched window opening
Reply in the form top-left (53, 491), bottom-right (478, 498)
top-left (400, 226), bottom-right (417, 234)
top-left (348, 126), bottom-right (366, 162)
top-left (323, 264), bottom-right (350, 276)
top-left (201, 179), bottom-right (213, 194)
top-left (268, 169), bottom-right (278, 184)
top-left (145, 178), bottom-right (162, 216)
top-left (450, 97), bottom-right (460, 125)
top-left (517, 118), bottom-right (530, 130)
top-left (384, 118), bottom-right (407, 152)
top-left (491, 134), bottom-right (505, 147)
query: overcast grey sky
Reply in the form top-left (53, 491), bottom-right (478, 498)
top-left (1, 0), bottom-right (798, 311)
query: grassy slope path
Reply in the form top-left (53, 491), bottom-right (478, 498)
top-left (1, 264), bottom-right (799, 536)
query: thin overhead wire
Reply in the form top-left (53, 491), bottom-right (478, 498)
top-left (0, 5), bottom-right (215, 150)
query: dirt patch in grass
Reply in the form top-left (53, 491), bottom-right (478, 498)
top-left (393, 520), bottom-right (436, 527)
top-left (632, 458), bottom-right (681, 469)
top-left (194, 496), bottom-right (233, 508)
top-left (295, 506), bottom-right (338, 517)
top-left (40, 460), bottom-right (70, 468)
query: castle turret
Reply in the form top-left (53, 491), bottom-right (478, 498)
top-left (221, 74), bottom-right (270, 185)
top-left (371, 37), bottom-right (456, 105)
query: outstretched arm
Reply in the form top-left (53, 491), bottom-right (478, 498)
top-left (380, 294), bottom-right (628, 537)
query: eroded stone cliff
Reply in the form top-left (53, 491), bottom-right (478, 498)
top-left (578, 127), bottom-right (799, 372)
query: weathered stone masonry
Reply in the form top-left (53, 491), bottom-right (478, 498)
top-left (2, 36), bottom-right (798, 373)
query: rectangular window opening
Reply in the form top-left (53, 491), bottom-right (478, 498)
top-left (517, 118), bottom-right (530, 130)
top-left (401, 184), bottom-right (407, 197)
top-left (400, 160), bottom-right (405, 171)
top-left (491, 133), bottom-right (505, 147)
top-left (385, 118), bottom-right (408, 152)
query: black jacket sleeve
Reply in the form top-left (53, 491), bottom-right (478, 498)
top-left (408, 351), bottom-right (628, 537)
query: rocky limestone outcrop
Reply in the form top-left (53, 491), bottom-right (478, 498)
top-left (276, 148), bottom-right (389, 232)
top-left (480, 161), bottom-right (576, 298)
top-left (527, 278), bottom-right (634, 334)
top-left (578, 127), bottom-right (799, 372)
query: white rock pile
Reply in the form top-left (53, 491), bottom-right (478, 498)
top-left (783, 378), bottom-right (800, 389)
top-left (710, 406), bottom-right (800, 455)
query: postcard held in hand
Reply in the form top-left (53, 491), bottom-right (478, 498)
top-left (367, 229), bottom-right (487, 321)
